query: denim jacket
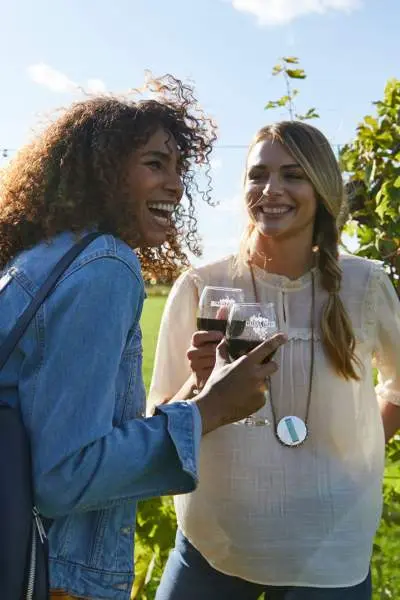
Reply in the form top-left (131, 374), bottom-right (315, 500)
top-left (0, 232), bottom-right (201, 599)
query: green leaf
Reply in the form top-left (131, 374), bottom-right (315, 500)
top-left (364, 115), bottom-right (378, 130)
top-left (393, 176), bottom-right (400, 188)
top-left (305, 107), bottom-right (319, 119)
top-left (277, 95), bottom-right (291, 107)
top-left (296, 108), bottom-right (319, 121)
top-left (343, 220), bottom-right (359, 238)
top-left (363, 162), bottom-right (377, 186)
top-left (376, 189), bottom-right (391, 220)
top-left (264, 100), bottom-right (279, 110)
top-left (272, 64), bottom-right (283, 76)
top-left (131, 549), bottom-right (155, 599)
top-left (283, 56), bottom-right (299, 64)
top-left (286, 68), bottom-right (306, 79)
top-left (357, 225), bottom-right (375, 245)
top-left (376, 131), bottom-right (394, 145)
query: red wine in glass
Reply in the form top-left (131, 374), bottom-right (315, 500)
top-left (197, 286), bottom-right (245, 333)
top-left (196, 317), bottom-right (227, 333)
top-left (226, 302), bottom-right (279, 426)
top-left (226, 338), bottom-right (260, 360)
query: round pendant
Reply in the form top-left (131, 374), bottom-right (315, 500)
top-left (276, 416), bottom-right (308, 447)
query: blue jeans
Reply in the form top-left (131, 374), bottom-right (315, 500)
top-left (156, 530), bottom-right (372, 600)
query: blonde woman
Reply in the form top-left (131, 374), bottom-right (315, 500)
top-left (150, 121), bottom-right (400, 600)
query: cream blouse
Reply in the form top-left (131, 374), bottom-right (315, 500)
top-left (149, 254), bottom-right (400, 588)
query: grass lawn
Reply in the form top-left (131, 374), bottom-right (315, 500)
top-left (140, 294), bottom-right (399, 490)
top-left (141, 295), bottom-right (167, 391)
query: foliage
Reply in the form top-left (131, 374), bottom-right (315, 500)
top-left (340, 78), bottom-right (400, 295)
top-left (132, 497), bottom-right (177, 599)
top-left (340, 78), bottom-right (400, 599)
top-left (133, 298), bottom-right (177, 600)
top-left (265, 56), bottom-right (319, 121)
top-left (144, 284), bottom-right (172, 297)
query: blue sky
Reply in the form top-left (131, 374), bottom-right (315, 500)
top-left (0, 0), bottom-right (398, 263)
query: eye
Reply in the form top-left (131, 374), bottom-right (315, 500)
top-left (283, 171), bottom-right (305, 180)
top-left (248, 170), bottom-right (265, 182)
top-left (147, 160), bottom-right (163, 170)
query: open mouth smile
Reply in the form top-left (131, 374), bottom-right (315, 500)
top-left (148, 202), bottom-right (176, 226)
top-left (256, 204), bottom-right (295, 218)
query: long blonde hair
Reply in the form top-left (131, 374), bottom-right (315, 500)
top-left (239, 121), bottom-right (359, 381)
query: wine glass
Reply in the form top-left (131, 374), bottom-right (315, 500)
top-left (197, 286), bottom-right (245, 334)
top-left (226, 302), bottom-right (279, 426)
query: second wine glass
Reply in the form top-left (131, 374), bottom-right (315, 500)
top-left (226, 302), bottom-right (279, 426)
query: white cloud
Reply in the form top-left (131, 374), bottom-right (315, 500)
top-left (28, 63), bottom-right (78, 93)
top-left (228, 0), bottom-right (362, 26)
top-left (86, 78), bottom-right (107, 94)
top-left (27, 63), bottom-right (107, 95)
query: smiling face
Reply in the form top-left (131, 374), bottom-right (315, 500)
top-left (244, 137), bottom-right (318, 242)
top-left (126, 128), bottom-right (184, 247)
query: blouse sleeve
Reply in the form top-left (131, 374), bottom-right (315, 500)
top-left (373, 266), bottom-right (400, 406)
top-left (148, 270), bottom-right (199, 411)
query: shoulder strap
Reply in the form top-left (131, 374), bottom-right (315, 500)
top-left (0, 232), bottom-right (104, 371)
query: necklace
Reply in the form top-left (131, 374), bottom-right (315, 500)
top-left (251, 247), bottom-right (272, 270)
top-left (248, 260), bottom-right (315, 448)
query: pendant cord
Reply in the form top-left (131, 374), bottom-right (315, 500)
top-left (248, 259), bottom-right (315, 436)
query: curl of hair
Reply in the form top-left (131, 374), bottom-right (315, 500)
top-left (0, 74), bottom-right (217, 280)
top-left (314, 204), bottom-right (360, 380)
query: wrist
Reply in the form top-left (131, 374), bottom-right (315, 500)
top-left (171, 373), bottom-right (198, 402)
top-left (193, 389), bottom-right (224, 435)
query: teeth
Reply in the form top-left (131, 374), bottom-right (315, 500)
top-left (148, 202), bottom-right (175, 213)
top-left (152, 215), bottom-right (170, 226)
top-left (262, 206), bottom-right (292, 214)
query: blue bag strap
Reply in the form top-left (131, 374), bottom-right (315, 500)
top-left (0, 232), bottom-right (104, 372)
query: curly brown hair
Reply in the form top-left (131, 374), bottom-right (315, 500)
top-left (0, 74), bottom-right (217, 280)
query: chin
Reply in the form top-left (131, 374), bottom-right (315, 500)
top-left (139, 233), bottom-right (168, 248)
top-left (256, 224), bottom-right (290, 239)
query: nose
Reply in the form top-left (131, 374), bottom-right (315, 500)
top-left (262, 173), bottom-right (283, 197)
top-left (165, 170), bottom-right (184, 203)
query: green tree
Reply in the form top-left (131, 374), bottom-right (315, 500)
top-left (341, 78), bottom-right (400, 598)
top-left (132, 497), bottom-right (176, 599)
top-left (341, 78), bottom-right (400, 294)
top-left (265, 56), bottom-right (319, 121)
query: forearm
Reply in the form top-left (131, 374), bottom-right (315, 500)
top-left (378, 397), bottom-right (400, 443)
top-left (154, 374), bottom-right (197, 406)
top-left (35, 407), bottom-right (200, 518)
top-left (172, 373), bottom-right (198, 401)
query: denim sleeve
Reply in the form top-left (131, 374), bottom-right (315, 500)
top-left (28, 256), bottom-right (200, 518)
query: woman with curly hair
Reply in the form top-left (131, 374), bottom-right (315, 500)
top-left (0, 75), bottom-right (286, 600)
top-left (150, 121), bottom-right (400, 599)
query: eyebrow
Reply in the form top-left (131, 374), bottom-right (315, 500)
top-left (249, 162), bottom-right (301, 169)
top-left (142, 150), bottom-right (172, 161)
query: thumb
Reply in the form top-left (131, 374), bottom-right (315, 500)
top-left (215, 338), bottom-right (230, 367)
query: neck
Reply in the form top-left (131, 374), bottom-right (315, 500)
top-left (249, 231), bottom-right (315, 280)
